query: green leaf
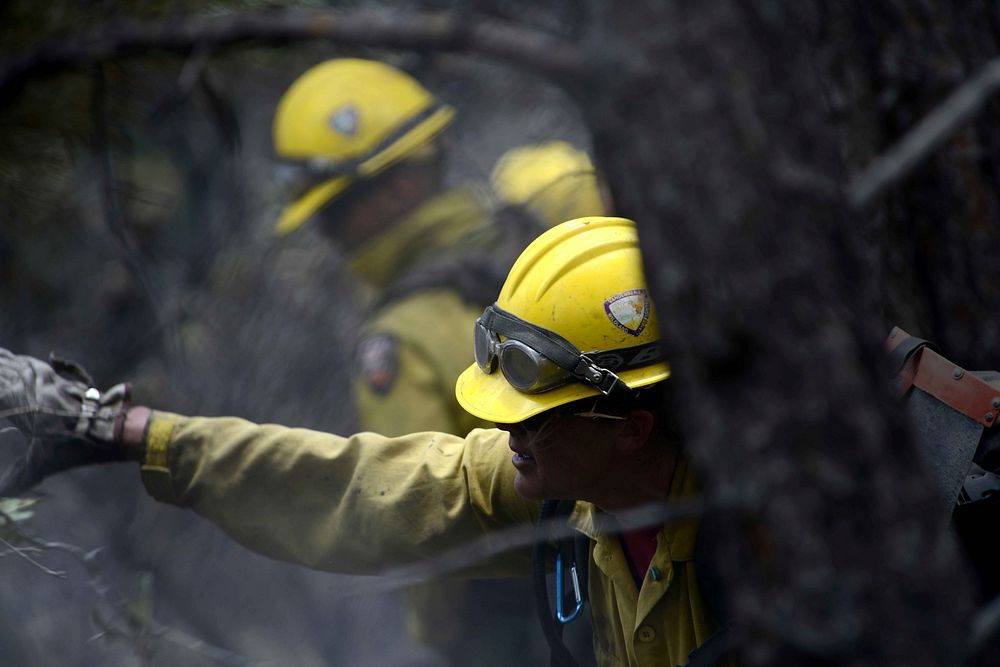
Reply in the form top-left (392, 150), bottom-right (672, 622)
top-left (0, 496), bottom-right (38, 522)
top-left (0, 497), bottom-right (38, 543)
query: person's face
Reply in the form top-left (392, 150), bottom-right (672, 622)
top-left (495, 408), bottom-right (624, 502)
top-left (315, 166), bottom-right (431, 251)
top-left (315, 179), bottom-right (398, 250)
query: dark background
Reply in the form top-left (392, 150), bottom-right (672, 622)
top-left (2, 2), bottom-right (1000, 665)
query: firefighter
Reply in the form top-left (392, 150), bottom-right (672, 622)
top-left (272, 58), bottom-right (540, 664)
top-left (272, 57), bottom-right (496, 435)
top-left (489, 140), bottom-right (612, 229)
top-left (0, 217), bottom-right (723, 666)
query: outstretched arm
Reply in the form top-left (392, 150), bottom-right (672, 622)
top-left (0, 349), bottom-right (537, 577)
top-left (126, 410), bottom-right (536, 575)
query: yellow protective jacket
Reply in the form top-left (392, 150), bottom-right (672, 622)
top-left (140, 412), bottom-right (722, 667)
top-left (348, 185), bottom-right (504, 437)
top-left (355, 289), bottom-right (489, 436)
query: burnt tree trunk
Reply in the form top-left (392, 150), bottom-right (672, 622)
top-left (583, 1), bottom-right (1000, 664)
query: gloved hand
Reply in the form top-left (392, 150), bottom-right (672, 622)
top-left (0, 348), bottom-right (131, 496)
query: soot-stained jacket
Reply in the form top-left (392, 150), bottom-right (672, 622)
top-left (139, 412), bottom-right (721, 667)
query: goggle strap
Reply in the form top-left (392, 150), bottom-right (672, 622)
top-left (278, 101), bottom-right (447, 184)
top-left (480, 305), bottom-right (585, 371)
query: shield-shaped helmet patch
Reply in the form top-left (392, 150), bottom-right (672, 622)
top-left (604, 289), bottom-right (650, 337)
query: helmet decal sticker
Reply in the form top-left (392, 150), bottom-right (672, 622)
top-left (329, 105), bottom-right (360, 136)
top-left (604, 289), bottom-right (650, 336)
top-left (356, 333), bottom-right (399, 396)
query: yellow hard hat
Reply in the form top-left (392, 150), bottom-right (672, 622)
top-left (272, 58), bottom-right (455, 235)
top-left (489, 141), bottom-right (607, 228)
top-left (456, 216), bottom-right (669, 423)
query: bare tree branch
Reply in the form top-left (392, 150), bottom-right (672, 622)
top-left (93, 65), bottom-right (145, 300)
top-left (91, 65), bottom-right (177, 360)
top-left (849, 57), bottom-right (1000, 208)
top-left (334, 499), bottom-right (703, 599)
top-left (0, 9), bottom-right (609, 102)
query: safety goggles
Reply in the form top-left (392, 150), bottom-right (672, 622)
top-left (474, 304), bottom-right (662, 397)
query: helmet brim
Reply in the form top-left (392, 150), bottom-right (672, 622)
top-left (455, 361), bottom-right (670, 424)
top-left (274, 176), bottom-right (352, 236)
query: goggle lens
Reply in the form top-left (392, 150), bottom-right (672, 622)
top-left (476, 320), bottom-right (579, 393)
top-left (498, 344), bottom-right (542, 390)
top-left (472, 304), bottom-right (644, 399)
top-left (474, 321), bottom-right (496, 373)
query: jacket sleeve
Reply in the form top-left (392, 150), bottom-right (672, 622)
top-left (140, 411), bottom-right (537, 576)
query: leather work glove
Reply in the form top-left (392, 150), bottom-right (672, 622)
top-left (0, 348), bottom-right (131, 496)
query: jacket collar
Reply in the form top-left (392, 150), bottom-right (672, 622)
top-left (568, 458), bottom-right (700, 562)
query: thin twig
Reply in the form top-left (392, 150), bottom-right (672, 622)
top-left (849, 57), bottom-right (1000, 208)
top-left (0, 506), bottom-right (70, 577)
top-left (4, 519), bottom-right (264, 666)
top-left (333, 498), bottom-right (704, 599)
top-left (0, 546), bottom-right (42, 556)
top-left (92, 64), bottom-right (176, 364)
top-left (0, 534), bottom-right (67, 577)
top-left (0, 9), bottom-right (605, 101)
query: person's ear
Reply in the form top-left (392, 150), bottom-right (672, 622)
top-left (614, 409), bottom-right (655, 453)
